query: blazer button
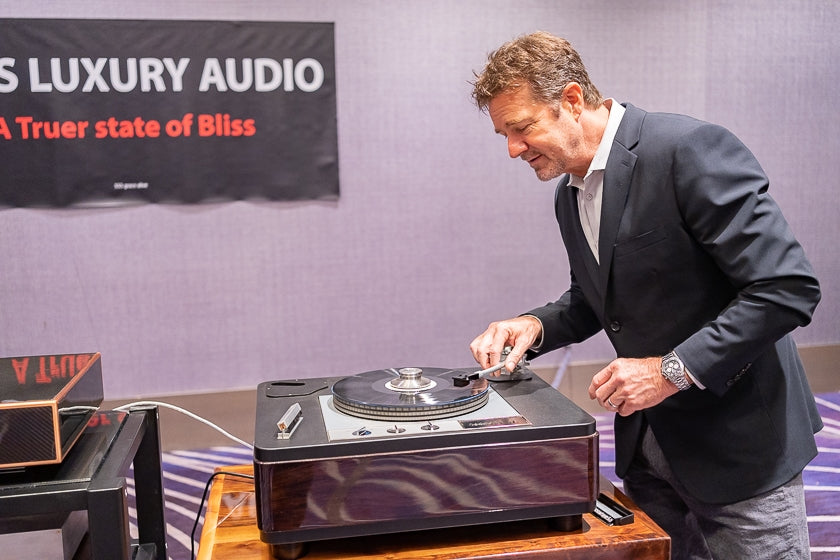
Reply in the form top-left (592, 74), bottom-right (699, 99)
top-left (609, 321), bottom-right (621, 333)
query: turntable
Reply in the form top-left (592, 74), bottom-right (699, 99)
top-left (253, 363), bottom-right (599, 559)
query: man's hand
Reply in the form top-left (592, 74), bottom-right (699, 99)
top-left (588, 357), bottom-right (679, 416)
top-left (470, 316), bottom-right (542, 372)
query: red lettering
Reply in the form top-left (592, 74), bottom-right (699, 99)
top-left (144, 119), bottom-right (161, 137)
top-left (12, 358), bottom-right (29, 385)
top-left (230, 118), bottom-right (257, 137)
top-left (76, 354), bottom-right (92, 372)
top-left (35, 356), bottom-right (50, 383)
top-left (0, 116), bottom-right (11, 140)
top-left (61, 355), bottom-right (76, 377)
top-left (198, 114), bottom-right (214, 136)
top-left (94, 120), bottom-right (108, 138)
top-left (116, 119), bottom-right (133, 138)
top-left (47, 355), bottom-right (78, 378)
top-left (15, 116), bottom-right (34, 139)
top-left (61, 120), bottom-right (88, 139)
top-left (87, 412), bottom-right (116, 428)
top-left (49, 355), bottom-right (60, 378)
top-left (14, 116), bottom-right (89, 139)
top-left (44, 121), bottom-right (60, 139)
top-left (92, 117), bottom-right (160, 138)
top-left (198, 113), bottom-right (256, 137)
top-left (9, 354), bottom-right (94, 387)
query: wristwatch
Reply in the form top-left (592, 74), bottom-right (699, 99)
top-left (661, 351), bottom-right (692, 391)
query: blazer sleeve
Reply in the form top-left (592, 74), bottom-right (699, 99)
top-left (523, 268), bottom-right (604, 358)
top-left (669, 123), bottom-right (820, 394)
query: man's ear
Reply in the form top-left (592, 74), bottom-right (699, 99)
top-left (561, 82), bottom-right (585, 118)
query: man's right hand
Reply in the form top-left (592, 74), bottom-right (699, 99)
top-left (469, 315), bottom-right (543, 372)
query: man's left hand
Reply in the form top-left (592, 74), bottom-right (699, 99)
top-left (588, 357), bottom-right (678, 416)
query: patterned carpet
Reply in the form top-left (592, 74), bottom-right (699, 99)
top-left (594, 393), bottom-right (840, 560)
top-left (129, 392), bottom-right (840, 560)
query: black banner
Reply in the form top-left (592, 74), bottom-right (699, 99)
top-left (0, 19), bottom-right (339, 207)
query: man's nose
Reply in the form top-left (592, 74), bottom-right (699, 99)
top-left (507, 136), bottom-right (528, 159)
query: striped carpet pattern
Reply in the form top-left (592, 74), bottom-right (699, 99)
top-left (129, 393), bottom-right (840, 560)
top-left (127, 445), bottom-right (254, 560)
top-left (595, 392), bottom-right (840, 560)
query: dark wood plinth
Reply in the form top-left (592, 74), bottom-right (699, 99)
top-left (197, 465), bottom-right (670, 560)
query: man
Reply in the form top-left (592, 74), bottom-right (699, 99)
top-left (469, 31), bottom-right (822, 559)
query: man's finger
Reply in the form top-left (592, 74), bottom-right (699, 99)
top-left (588, 362), bottom-right (614, 399)
top-left (504, 343), bottom-right (528, 371)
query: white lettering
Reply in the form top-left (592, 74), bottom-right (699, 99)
top-left (198, 58), bottom-right (227, 92)
top-left (26, 57), bottom-right (191, 93)
top-left (51, 57), bottom-right (80, 93)
top-left (225, 58), bottom-right (252, 92)
top-left (20, 56), bottom-right (322, 93)
top-left (282, 58), bottom-right (294, 92)
top-left (164, 58), bottom-right (189, 92)
top-left (139, 58), bottom-right (165, 92)
top-left (81, 58), bottom-right (109, 92)
top-left (294, 58), bottom-right (324, 92)
top-left (109, 58), bottom-right (138, 93)
top-left (255, 58), bottom-right (282, 92)
top-left (200, 57), bottom-right (324, 92)
top-left (28, 59), bottom-right (52, 92)
top-left (0, 58), bottom-right (18, 93)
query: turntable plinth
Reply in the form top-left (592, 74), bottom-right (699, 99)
top-left (198, 466), bottom-right (671, 560)
top-left (253, 369), bottom-right (600, 556)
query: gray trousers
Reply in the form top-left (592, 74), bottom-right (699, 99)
top-left (622, 426), bottom-right (810, 560)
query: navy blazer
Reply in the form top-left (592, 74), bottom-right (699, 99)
top-left (527, 103), bottom-right (822, 504)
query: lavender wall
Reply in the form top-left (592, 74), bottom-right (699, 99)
top-left (1, 1), bottom-right (838, 398)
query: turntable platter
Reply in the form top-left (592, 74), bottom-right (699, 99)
top-left (331, 367), bottom-right (489, 421)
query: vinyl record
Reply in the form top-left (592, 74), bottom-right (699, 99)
top-left (331, 367), bottom-right (489, 421)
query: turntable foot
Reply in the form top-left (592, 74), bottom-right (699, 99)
top-left (549, 514), bottom-right (583, 532)
top-left (270, 542), bottom-right (309, 560)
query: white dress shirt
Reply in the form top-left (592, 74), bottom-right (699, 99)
top-left (567, 99), bottom-right (625, 264)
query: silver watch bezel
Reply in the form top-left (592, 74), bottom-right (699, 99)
top-left (662, 351), bottom-right (691, 391)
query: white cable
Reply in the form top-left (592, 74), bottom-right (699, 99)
top-left (552, 346), bottom-right (573, 390)
top-left (113, 400), bottom-right (254, 450)
top-left (58, 406), bottom-right (101, 414)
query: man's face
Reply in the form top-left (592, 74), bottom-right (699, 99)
top-left (488, 84), bottom-right (587, 180)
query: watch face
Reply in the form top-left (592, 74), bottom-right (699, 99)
top-left (663, 359), bottom-right (679, 376)
top-left (662, 354), bottom-right (690, 390)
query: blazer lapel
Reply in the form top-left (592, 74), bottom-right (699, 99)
top-left (555, 176), bottom-right (602, 302)
top-left (597, 104), bottom-right (642, 297)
